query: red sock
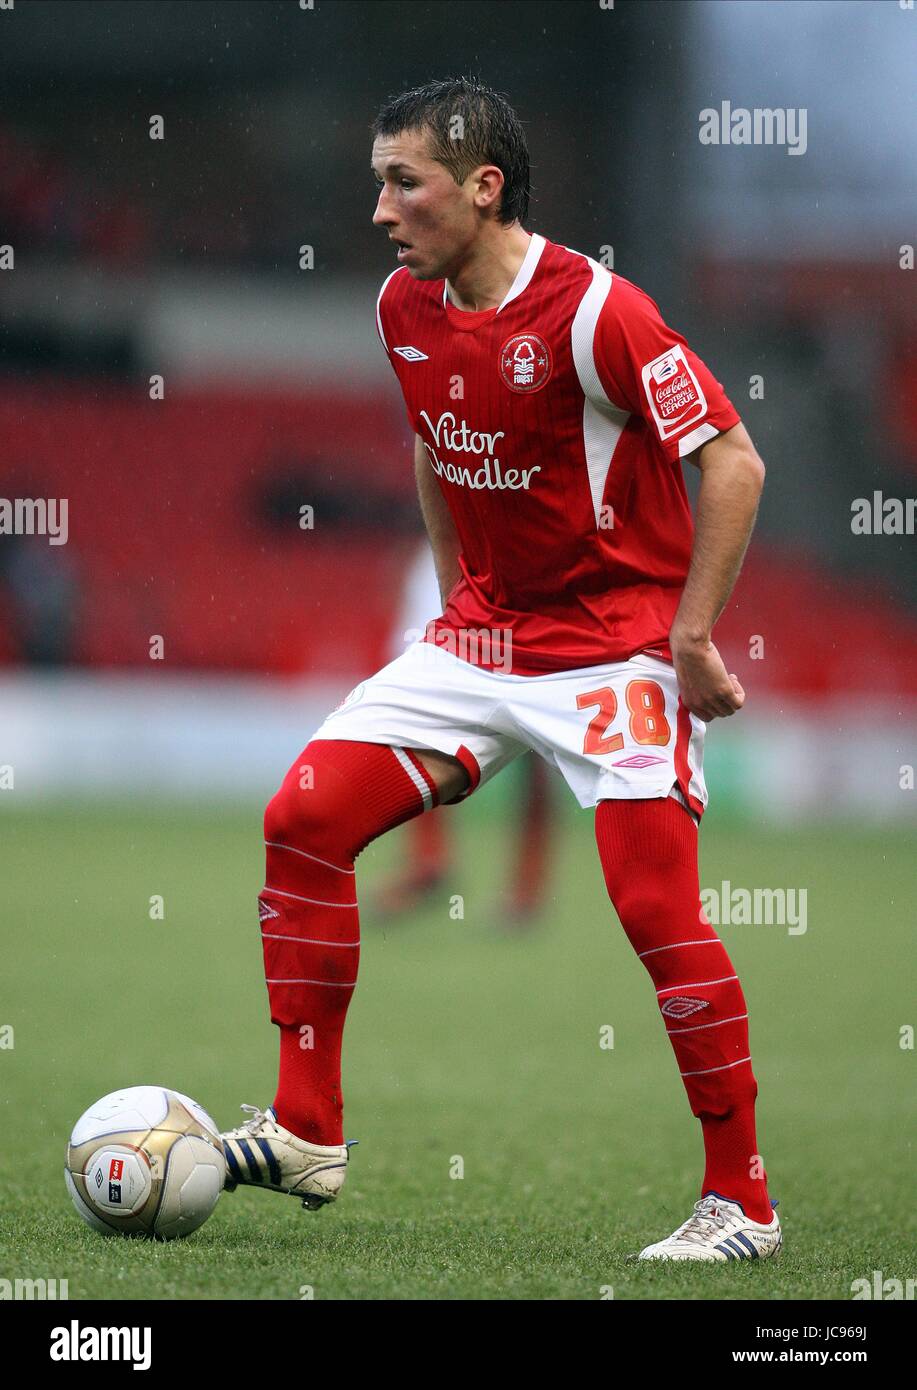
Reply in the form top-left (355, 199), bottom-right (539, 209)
top-left (595, 797), bottom-right (772, 1223)
top-left (262, 740), bottom-right (435, 1144)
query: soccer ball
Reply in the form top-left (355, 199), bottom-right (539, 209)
top-left (65, 1086), bottom-right (226, 1240)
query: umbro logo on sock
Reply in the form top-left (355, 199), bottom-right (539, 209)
top-left (258, 900), bottom-right (280, 922)
top-left (661, 996), bottom-right (710, 1019)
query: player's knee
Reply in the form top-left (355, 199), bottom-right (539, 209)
top-left (263, 781), bottom-right (296, 847)
top-left (263, 752), bottom-right (344, 856)
top-left (603, 873), bottom-right (673, 928)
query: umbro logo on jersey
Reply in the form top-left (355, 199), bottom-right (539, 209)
top-left (660, 997), bottom-right (710, 1019)
top-left (393, 345), bottom-right (429, 361)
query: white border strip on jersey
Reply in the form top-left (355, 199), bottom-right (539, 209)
top-left (375, 265), bottom-right (407, 354)
top-left (569, 255), bottom-right (631, 528)
top-left (392, 745), bottom-right (434, 810)
top-left (441, 232), bottom-right (546, 312)
top-left (497, 232), bottom-right (546, 312)
top-left (677, 421), bottom-right (719, 459)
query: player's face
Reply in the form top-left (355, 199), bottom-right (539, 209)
top-left (371, 130), bottom-right (482, 281)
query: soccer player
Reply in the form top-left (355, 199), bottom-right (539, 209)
top-left (222, 78), bottom-right (779, 1262)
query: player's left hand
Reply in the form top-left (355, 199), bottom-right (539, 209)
top-left (670, 632), bottom-right (745, 721)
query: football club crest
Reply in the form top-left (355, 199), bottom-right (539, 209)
top-left (499, 332), bottom-right (552, 393)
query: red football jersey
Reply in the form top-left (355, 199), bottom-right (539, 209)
top-left (376, 233), bottom-right (740, 675)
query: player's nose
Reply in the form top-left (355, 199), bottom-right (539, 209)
top-left (372, 188), bottom-right (397, 228)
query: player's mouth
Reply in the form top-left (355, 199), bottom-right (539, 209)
top-left (391, 237), bottom-right (413, 261)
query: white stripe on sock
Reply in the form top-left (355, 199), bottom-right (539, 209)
top-left (679, 1056), bottom-right (751, 1077)
top-left (392, 746), bottom-right (434, 810)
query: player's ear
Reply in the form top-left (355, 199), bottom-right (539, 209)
top-left (473, 164), bottom-right (504, 214)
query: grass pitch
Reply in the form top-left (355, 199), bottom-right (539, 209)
top-left (1, 775), bottom-right (913, 1300)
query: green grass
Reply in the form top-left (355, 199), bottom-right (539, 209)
top-left (0, 782), bottom-right (913, 1300)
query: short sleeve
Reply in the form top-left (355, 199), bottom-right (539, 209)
top-left (376, 268), bottom-right (422, 433)
top-left (593, 276), bottom-right (740, 461)
top-left (375, 274), bottom-right (394, 360)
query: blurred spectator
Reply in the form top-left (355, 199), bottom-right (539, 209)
top-left (0, 532), bottom-right (80, 665)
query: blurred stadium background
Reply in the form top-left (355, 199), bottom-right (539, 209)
top-left (1, 0), bottom-right (915, 1301)
top-left (1, 0), bottom-right (915, 819)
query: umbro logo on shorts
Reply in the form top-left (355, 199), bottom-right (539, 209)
top-left (612, 754), bottom-right (667, 769)
top-left (393, 345), bottom-right (429, 361)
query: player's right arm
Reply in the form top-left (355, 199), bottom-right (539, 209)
top-left (414, 434), bottom-right (462, 606)
top-left (670, 422), bottom-right (765, 720)
top-left (591, 277), bottom-right (760, 719)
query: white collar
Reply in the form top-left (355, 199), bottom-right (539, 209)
top-left (442, 232), bottom-right (546, 314)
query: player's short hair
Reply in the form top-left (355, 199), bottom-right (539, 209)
top-left (371, 76), bottom-right (530, 226)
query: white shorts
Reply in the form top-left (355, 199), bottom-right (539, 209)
top-left (310, 641), bottom-right (707, 816)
